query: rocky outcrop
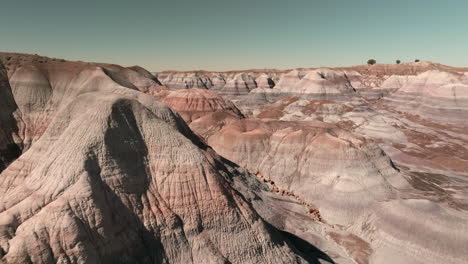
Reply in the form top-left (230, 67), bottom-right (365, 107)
top-left (378, 75), bottom-right (415, 89)
top-left (205, 119), bottom-right (404, 221)
top-left (253, 69), bottom-right (357, 100)
top-left (0, 53), bottom-right (313, 263)
top-left (209, 76), bottom-right (227, 91)
top-left (289, 69), bottom-right (356, 98)
top-left (253, 97), bottom-right (355, 124)
top-left (218, 73), bottom-right (257, 96)
top-left (189, 111), bottom-right (244, 139)
top-left (255, 74), bottom-right (275, 89)
top-left (273, 69), bottom-right (306, 90)
top-left (127, 65), bottom-right (162, 85)
top-left (0, 63), bottom-right (22, 171)
top-left (1, 54), bottom-right (166, 153)
top-left (203, 118), bottom-right (468, 264)
top-left (158, 72), bottom-right (214, 89)
top-left (160, 88), bottom-right (244, 123)
top-left (384, 70), bottom-right (468, 123)
top-left (157, 70), bottom-right (285, 93)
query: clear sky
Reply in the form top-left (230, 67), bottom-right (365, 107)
top-left (1, 0), bottom-right (468, 71)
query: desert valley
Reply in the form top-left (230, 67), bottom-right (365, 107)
top-left (0, 52), bottom-right (467, 263)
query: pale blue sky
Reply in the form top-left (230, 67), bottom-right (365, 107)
top-left (1, 0), bottom-right (467, 71)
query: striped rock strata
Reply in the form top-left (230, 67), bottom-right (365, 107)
top-left (160, 88), bottom-right (244, 123)
top-left (0, 53), bottom-right (316, 263)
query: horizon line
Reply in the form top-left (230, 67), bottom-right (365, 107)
top-left (2, 51), bottom-right (467, 73)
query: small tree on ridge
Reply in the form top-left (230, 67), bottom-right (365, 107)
top-left (367, 59), bottom-right (376, 65)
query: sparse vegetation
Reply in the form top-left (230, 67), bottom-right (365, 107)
top-left (367, 59), bottom-right (376, 65)
top-left (415, 59), bottom-right (420, 62)
top-left (396, 60), bottom-right (401, 64)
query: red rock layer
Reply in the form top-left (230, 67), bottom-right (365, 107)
top-left (160, 88), bottom-right (244, 123)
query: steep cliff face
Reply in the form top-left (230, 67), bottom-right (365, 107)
top-left (0, 63), bottom-right (22, 171)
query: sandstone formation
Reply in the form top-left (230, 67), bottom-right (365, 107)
top-left (154, 62), bottom-right (468, 100)
top-left (127, 65), bottom-right (162, 85)
top-left (0, 53), bottom-right (318, 263)
top-left (287, 69), bottom-right (356, 98)
top-left (0, 54), bottom-right (165, 153)
top-left (158, 72), bottom-right (214, 90)
top-left (218, 73), bottom-right (257, 96)
top-left (273, 69), bottom-right (305, 90)
top-left (189, 111), bottom-right (244, 140)
top-left (158, 71), bottom-right (272, 94)
top-left (205, 119), bottom-right (404, 221)
top-left (384, 70), bottom-right (468, 123)
top-left (253, 96), bottom-right (354, 124)
top-left (248, 69), bottom-right (359, 102)
top-left (255, 73), bottom-right (275, 89)
top-left (209, 76), bottom-right (227, 91)
top-left (203, 118), bottom-right (468, 264)
top-left (0, 63), bottom-right (22, 171)
top-left (160, 88), bottom-right (244, 123)
top-left (378, 75), bottom-right (415, 90)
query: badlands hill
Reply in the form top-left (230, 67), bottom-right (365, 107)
top-left (195, 117), bottom-right (468, 264)
top-left (157, 88), bottom-right (244, 123)
top-left (0, 52), bottom-right (321, 263)
top-left (156, 62), bottom-right (468, 114)
top-left (1, 52), bottom-right (468, 264)
top-left (156, 61), bottom-right (468, 92)
top-left (383, 70), bottom-right (468, 122)
top-left (156, 59), bottom-right (468, 264)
